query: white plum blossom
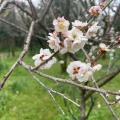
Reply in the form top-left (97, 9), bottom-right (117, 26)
top-left (86, 22), bottom-right (101, 38)
top-left (92, 64), bottom-right (102, 72)
top-left (67, 61), bottom-right (93, 82)
top-left (67, 27), bottom-right (83, 40)
top-left (83, 71), bottom-right (93, 82)
top-left (99, 43), bottom-right (110, 52)
top-left (72, 20), bottom-right (87, 30)
top-left (48, 33), bottom-right (61, 52)
top-left (65, 27), bottom-right (88, 53)
top-left (89, 6), bottom-right (102, 16)
top-left (32, 48), bottom-right (56, 69)
top-left (67, 61), bottom-right (102, 82)
top-left (47, 32), bottom-right (67, 54)
top-left (116, 90), bottom-right (120, 104)
top-left (53, 17), bottom-right (70, 33)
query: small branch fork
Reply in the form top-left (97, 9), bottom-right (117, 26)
top-left (29, 70), bottom-right (65, 115)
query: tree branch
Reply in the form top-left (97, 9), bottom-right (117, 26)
top-left (0, 17), bottom-right (47, 41)
top-left (92, 77), bottom-right (119, 120)
top-left (19, 61), bottom-right (120, 96)
top-left (0, 21), bottom-right (35, 90)
top-left (85, 66), bottom-right (120, 100)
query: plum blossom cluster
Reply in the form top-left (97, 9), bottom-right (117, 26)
top-left (67, 61), bottom-right (102, 82)
top-left (48, 17), bottom-right (101, 54)
top-left (32, 12), bottom-right (103, 82)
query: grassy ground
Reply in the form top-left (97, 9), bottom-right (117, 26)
top-left (0, 52), bottom-right (120, 120)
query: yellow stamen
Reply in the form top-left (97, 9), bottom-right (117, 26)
top-left (58, 22), bottom-right (64, 28)
top-left (73, 34), bottom-right (77, 39)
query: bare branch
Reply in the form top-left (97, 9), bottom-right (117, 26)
top-left (92, 77), bottom-right (119, 120)
top-left (0, 21), bottom-right (35, 90)
top-left (0, 17), bottom-right (47, 41)
top-left (0, 0), bottom-right (13, 14)
top-left (85, 67), bottom-right (120, 100)
top-left (40, 0), bottom-right (54, 21)
top-left (51, 89), bottom-right (80, 108)
top-left (27, 0), bottom-right (37, 21)
top-left (29, 70), bottom-right (65, 115)
top-left (64, 99), bottom-right (78, 120)
top-left (85, 97), bottom-right (95, 119)
top-left (109, 98), bottom-right (120, 105)
top-left (19, 61), bottom-right (120, 96)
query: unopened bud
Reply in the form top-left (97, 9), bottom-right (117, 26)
top-left (99, 2), bottom-right (105, 8)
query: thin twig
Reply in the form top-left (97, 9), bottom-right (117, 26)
top-left (29, 70), bottom-right (65, 115)
top-left (82, 48), bottom-right (90, 62)
top-left (86, 0), bottom-right (114, 28)
top-left (40, 0), bottom-right (54, 21)
top-left (92, 77), bottom-right (119, 120)
top-left (85, 97), bottom-right (95, 119)
top-left (109, 98), bottom-right (120, 105)
top-left (0, 17), bottom-right (47, 41)
top-left (64, 99), bottom-right (78, 120)
top-left (85, 65), bottom-right (120, 100)
top-left (50, 89), bottom-right (80, 108)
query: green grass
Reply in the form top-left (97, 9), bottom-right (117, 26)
top-left (0, 52), bottom-right (120, 120)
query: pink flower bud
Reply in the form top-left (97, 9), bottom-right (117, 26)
top-left (89, 6), bottom-right (102, 16)
top-left (99, 2), bottom-right (105, 8)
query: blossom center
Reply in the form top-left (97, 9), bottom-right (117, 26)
top-left (59, 41), bottom-right (64, 47)
top-left (58, 22), bottom-right (64, 28)
top-left (40, 55), bottom-right (45, 60)
top-left (92, 9), bottom-right (99, 16)
top-left (101, 48), bottom-right (105, 51)
top-left (73, 67), bottom-right (80, 74)
top-left (72, 34), bottom-right (77, 39)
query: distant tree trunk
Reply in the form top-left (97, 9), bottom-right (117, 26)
top-left (61, 54), bottom-right (67, 73)
top-left (0, 40), bottom-right (2, 50)
top-left (10, 37), bottom-right (15, 57)
top-left (80, 91), bottom-right (86, 120)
